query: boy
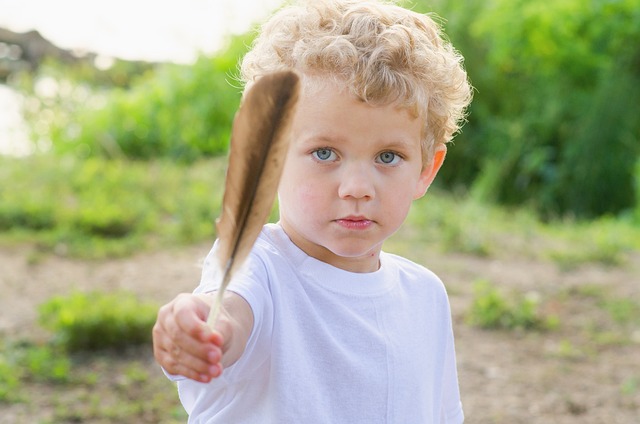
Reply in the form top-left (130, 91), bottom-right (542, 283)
top-left (153, 0), bottom-right (472, 422)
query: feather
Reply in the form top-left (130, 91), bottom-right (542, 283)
top-left (206, 70), bottom-right (300, 327)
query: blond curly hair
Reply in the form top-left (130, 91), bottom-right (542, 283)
top-left (241, 0), bottom-right (472, 164)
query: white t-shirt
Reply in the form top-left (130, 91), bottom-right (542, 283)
top-left (175, 223), bottom-right (464, 423)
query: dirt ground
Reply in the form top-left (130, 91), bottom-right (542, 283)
top-left (1, 241), bottom-right (639, 423)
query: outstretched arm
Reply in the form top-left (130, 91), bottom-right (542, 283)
top-left (152, 291), bottom-right (253, 383)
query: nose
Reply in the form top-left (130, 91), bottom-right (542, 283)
top-left (337, 163), bottom-right (375, 200)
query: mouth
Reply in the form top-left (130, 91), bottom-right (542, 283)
top-left (334, 216), bottom-right (374, 230)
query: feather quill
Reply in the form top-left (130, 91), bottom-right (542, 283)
top-left (206, 70), bottom-right (300, 327)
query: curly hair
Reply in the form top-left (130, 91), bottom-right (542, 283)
top-left (241, 0), bottom-right (472, 164)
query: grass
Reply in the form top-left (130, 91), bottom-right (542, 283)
top-left (0, 340), bottom-right (71, 403)
top-left (543, 217), bottom-right (635, 270)
top-left (0, 155), bottom-right (225, 258)
top-left (2, 345), bottom-right (186, 423)
top-left (406, 187), bottom-right (640, 266)
top-left (0, 289), bottom-right (184, 422)
top-left (1, 154), bottom-right (639, 262)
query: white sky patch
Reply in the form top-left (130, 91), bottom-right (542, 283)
top-left (0, 0), bottom-right (283, 63)
top-left (0, 0), bottom-right (283, 154)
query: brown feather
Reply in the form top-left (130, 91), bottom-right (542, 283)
top-left (207, 70), bottom-right (300, 326)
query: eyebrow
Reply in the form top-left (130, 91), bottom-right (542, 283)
top-left (300, 133), bottom-right (417, 150)
top-left (379, 139), bottom-right (417, 151)
top-left (299, 133), bottom-right (344, 145)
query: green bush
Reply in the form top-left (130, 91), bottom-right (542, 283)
top-left (467, 280), bottom-right (555, 331)
top-left (636, 159), bottom-right (640, 223)
top-left (38, 290), bottom-right (159, 352)
top-left (412, 0), bottom-right (640, 218)
top-left (25, 36), bottom-right (251, 162)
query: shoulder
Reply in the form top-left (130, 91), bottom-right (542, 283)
top-left (197, 224), bottom-right (292, 292)
top-left (383, 252), bottom-right (443, 284)
top-left (382, 252), bottom-right (449, 299)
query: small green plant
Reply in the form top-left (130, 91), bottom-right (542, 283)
top-left (466, 280), bottom-right (555, 331)
top-left (0, 341), bottom-right (71, 403)
top-left (0, 353), bottom-right (21, 402)
top-left (22, 343), bottom-right (71, 383)
top-left (39, 290), bottom-right (159, 352)
top-left (602, 298), bottom-right (640, 326)
top-left (621, 377), bottom-right (639, 396)
top-left (552, 339), bottom-right (585, 360)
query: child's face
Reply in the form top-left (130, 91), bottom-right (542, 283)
top-left (278, 76), bottom-right (443, 273)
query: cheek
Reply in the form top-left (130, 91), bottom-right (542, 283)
top-left (297, 183), bottom-right (327, 213)
top-left (280, 178), bottom-right (327, 215)
top-left (383, 183), bottom-right (415, 219)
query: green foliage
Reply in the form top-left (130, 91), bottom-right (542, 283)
top-left (22, 343), bottom-right (71, 383)
top-left (602, 298), bottom-right (640, 326)
top-left (467, 280), bottom-right (556, 331)
top-left (543, 216), bottom-right (635, 269)
top-left (22, 33), bottom-right (252, 162)
top-left (560, 284), bottom-right (640, 347)
top-left (407, 191), bottom-right (497, 256)
top-left (0, 155), bottom-right (224, 258)
top-left (0, 353), bottom-right (20, 402)
top-left (15, 55), bottom-right (160, 92)
top-left (411, 0), bottom-right (640, 218)
top-left (14, 1), bottom-right (640, 217)
top-left (41, 56), bottom-right (159, 89)
top-left (0, 340), bottom-right (70, 402)
top-left (39, 290), bottom-right (159, 352)
top-left (2, 153), bottom-right (639, 262)
top-left (1, 339), bottom-right (184, 420)
top-left (636, 160), bottom-right (640, 223)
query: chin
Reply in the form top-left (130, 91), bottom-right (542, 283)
top-left (327, 243), bottom-right (380, 259)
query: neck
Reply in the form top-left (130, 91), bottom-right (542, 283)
top-left (279, 222), bottom-right (381, 273)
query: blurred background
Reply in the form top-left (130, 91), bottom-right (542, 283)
top-left (0, 0), bottom-right (638, 423)
top-left (2, 0), bottom-right (639, 218)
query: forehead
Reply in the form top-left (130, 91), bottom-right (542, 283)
top-left (291, 76), bottom-right (422, 149)
top-left (298, 72), bottom-right (422, 117)
top-left (296, 73), bottom-right (416, 119)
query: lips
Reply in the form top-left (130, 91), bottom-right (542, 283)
top-left (335, 216), bottom-right (374, 230)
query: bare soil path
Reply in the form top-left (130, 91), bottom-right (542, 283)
top-left (1, 243), bottom-right (638, 423)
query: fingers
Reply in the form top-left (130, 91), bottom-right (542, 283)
top-left (211, 314), bottom-right (234, 365)
top-left (152, 293), bottom-right (225, 383)
top-left (153, 333), bottom-right (222, 382)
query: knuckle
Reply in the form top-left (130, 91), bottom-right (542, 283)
top-left (152, 322), bottom-right (162, 338)
top-left (157, 303), bottom-right (171, 318)
top-left (169, 326), bottom-right (187, 344)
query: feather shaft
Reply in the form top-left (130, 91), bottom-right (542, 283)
top-left (207, 70), bottom-right (300, 327)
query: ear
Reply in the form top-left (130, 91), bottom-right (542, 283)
top-left (413, 143), bottom-right (447, 199)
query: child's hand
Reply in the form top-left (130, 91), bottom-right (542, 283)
top-left (152, 293), bottom-right (224, 383)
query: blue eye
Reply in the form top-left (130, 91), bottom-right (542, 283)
top-left (313, 149), bottom-right (336, 161)
top-left (377, 151), bottom-right (400, 165)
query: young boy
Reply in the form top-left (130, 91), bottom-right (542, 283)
top-left (153, 0), bottom-right (472, 422)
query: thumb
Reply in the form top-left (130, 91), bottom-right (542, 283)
top-left (210, 305), bottom-right (234, 354)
